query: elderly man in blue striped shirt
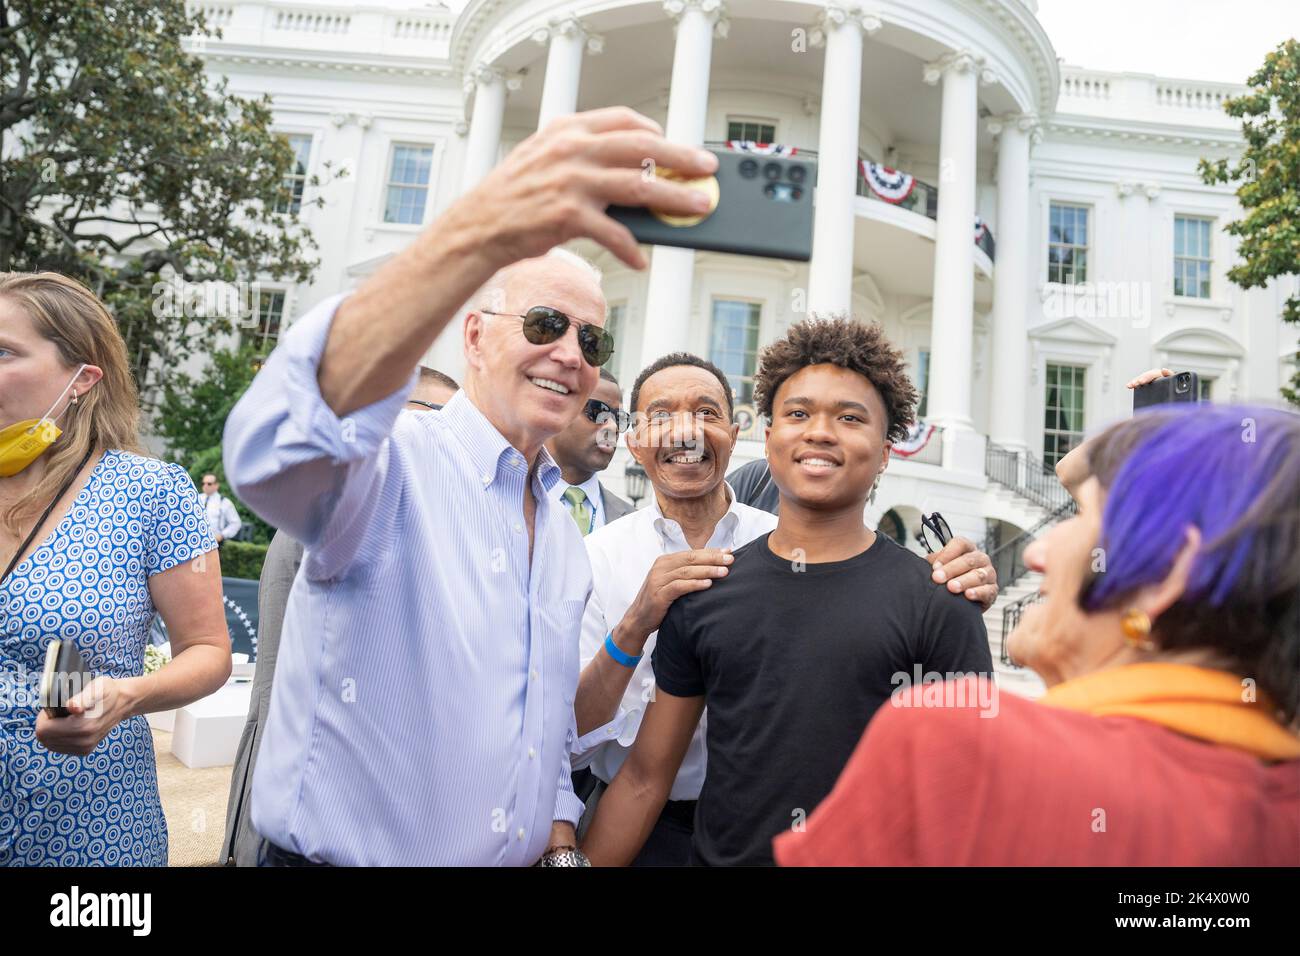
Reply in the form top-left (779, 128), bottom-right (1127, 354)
top-left (222, 109), bottom-right (719, 865)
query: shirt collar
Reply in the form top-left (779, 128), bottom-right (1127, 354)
top-left (440, 389), bottom-right (561, 492)
top-left (649, 481), bottom-right (742, 546)
top-left (558, 472), bottom-right (605, 520)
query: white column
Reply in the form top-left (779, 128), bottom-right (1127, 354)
top-left (807, 5), bottom-right (879, 316)
top-left (459, 65), bottom-right (508, 192)
top-left (986, 113), bottom-right (1037, 450)
top-left (922, 51), bottom-right (984, 431)
top-left (533, 17), bottom-right (604, 129)
top-left (639, 0), bottom-right (728, 364)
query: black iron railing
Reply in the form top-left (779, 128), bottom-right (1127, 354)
top-left (856, 158), bottom-right (941, 220)
top-left (1000, 589), bottom-right (1044, 666)
top-left (983, 498), bottom-right (1078, 589)
top-left (985, 441), bottom-right (1074, 512)
top-left (706, 142), bottom-right (995, 261)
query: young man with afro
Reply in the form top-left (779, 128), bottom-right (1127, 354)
top-left (581, 318), bottom-right (994, 866)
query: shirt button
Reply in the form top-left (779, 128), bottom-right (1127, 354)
top-left (481, 473), bottom-right (491, 484)
top-left (528, 746), bottom-right (536, 760)
top-left (513, 523), bottom-right (523, 534)
top-left (517, 828), bottom-right (526, 841)
top-left (531, 668), bottom-right (538, 681)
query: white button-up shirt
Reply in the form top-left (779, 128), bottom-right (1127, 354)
top-left (223, 293), bottom-right (611, 866)
top-left (201, 493), bottom-right (242, 540)
top-left (573, 484), bottom-right (777, 801)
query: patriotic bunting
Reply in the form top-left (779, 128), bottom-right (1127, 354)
top-left (860, 161), bottom-right (916, 203)
top-left (892, 421), bottom-right (937, 458)
top-left (726, 141), bottom-right (798, 156)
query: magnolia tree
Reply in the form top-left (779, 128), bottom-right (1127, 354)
top-left (0, 0), bottom-right (338, 408)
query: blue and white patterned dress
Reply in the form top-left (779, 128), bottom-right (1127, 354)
top-left (0, 450), bottom-right (215, 866)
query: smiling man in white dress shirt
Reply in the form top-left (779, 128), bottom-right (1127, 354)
top-left (222, 108), bottom-right (721, 866)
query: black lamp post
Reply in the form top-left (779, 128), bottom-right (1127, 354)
top-left (624, 461), bottom-right (648, 507)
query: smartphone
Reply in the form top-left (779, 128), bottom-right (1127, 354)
top-left (1133, 371), bottom-right (1200, 411)
top-left (40, 639), bottom-right (94, 718)
top-left (607, 147), bottom-right (817, 261)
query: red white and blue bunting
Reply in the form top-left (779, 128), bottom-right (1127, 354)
top-left (860, 161), bottom-right (915, 203)
top-left (974, 216), bottom-right (988, 244)
top-left (892, 421), bottom-right (937, 458)
top-left (726, 141), bottom-right (798, 156)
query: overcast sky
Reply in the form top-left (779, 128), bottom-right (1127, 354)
top-left (1036, 0), bottom-right (1297, 83)
top-left (431, 0), bottom-right (1294, 85)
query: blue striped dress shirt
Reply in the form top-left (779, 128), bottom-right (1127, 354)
top-left (223, 294), bottom-right (605, 865)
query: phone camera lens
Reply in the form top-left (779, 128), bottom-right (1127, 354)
top-left (738, 158), bottom-right (759, 178)
top-left (787, 165), bottom-right (806, 184)
top-left (764, 182), bottom-right (802, 203)
top-left (762, 162), bottom-right (782, 181)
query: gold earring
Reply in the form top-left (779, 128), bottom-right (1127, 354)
top-left (1121, 608), bottom-right (1154, 650)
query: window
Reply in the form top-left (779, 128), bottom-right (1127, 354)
top-left (916, 349), bottom-right (931, 419)
top-left (605, 302), bottom-right (625, 377)
top-left (1174, 215), bottom-right (1213, 299)
top-left (246, 290), bottom-right (286, 352)
top-left (709, 300), bottom-right (761, 406)
top-left (275, 134), bottom-right (312, 215)
top-left (1048, 203), bottom-right (1089, 285)
top-left (1043, 364), bottom-right (1086, 467)
top-left (1199, 376), bottom-right (1214, 402)
top-left (726, 119), bottom-right (776, 144)
top-left (383, 144), bottom-right (434, 224)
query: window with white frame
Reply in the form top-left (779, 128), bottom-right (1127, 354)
top-left (1043, 363), bottom-right (1086, 467)
top-left (605, 302), bottom-right (625, 378)
top-left (1199, 376), bottom-right (1214, 401)
top-left (383, 144), bottom-right (434, 225)
top-left (709, 300), bottom-right (762, 406)
top-left (916, 348), bottom-right (931, 419)
top-left (726, 118), bottom-right (777, 144)
top-left (1048, 203), bottom-right (1089, 285)
top-left (1174, 215), bottom-right (1213, 299)
top-left (275, 134), bottom-right (312, 215)
top-left (246, 290), bottom-right (286, 352)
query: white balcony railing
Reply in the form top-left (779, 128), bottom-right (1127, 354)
top-left (187, 1), bottom-right (454, 60)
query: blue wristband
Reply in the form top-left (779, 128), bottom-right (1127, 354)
top-left (604, 632), bottom-right (642, 668)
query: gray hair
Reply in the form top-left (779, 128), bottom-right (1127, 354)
top-left (474, 247), bottom-right (603, 314)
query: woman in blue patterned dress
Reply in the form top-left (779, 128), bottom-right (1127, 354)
top-left (0, 272), bottom-right (232, 866)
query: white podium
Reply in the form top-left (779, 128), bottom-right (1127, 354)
top-left (169, 682), bottom-right (253, 768)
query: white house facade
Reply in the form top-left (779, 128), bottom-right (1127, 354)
top-left (189, 0), bottom-right (1299, 690)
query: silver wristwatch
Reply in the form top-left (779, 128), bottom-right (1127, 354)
top-left (537, 845), bottom-right (591, 867)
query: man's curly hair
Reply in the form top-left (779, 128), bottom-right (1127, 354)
top-left (754, 316), bottom-right (919, 442)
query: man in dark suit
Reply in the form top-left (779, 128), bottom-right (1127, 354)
top-left (220, 369), bottom-right (458, 866)
top-left (545, 368), bottom-right (634, 534)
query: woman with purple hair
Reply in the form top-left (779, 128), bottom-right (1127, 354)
top-left (775, 399), bottom-right (1300, 866)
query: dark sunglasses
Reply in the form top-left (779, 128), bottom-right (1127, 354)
top-left (481, 306), bottom-right (614, 368)
top-left (584, 398), bottom-right (630, 433)
top-left (919, 511), bottom-right (952, 555)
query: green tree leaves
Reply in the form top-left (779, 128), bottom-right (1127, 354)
top-left (1199, 39), bottom-right (1300, 406)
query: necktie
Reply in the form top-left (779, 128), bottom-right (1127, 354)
top-left (562, 486), bottom-right (593, 536)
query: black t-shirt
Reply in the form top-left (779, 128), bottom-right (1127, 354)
top-left (652, 531), bottom-right (992, 866)
top-left (726, 459), bottom-right (781, 515)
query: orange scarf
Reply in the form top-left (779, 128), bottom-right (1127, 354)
top-left (1040, 663), bottom-right (1300, 762)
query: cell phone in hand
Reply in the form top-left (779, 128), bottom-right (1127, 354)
top-left (1133, 371), bottom-right (1199, 411)
top-left (40, 639), bottom-right (94, 718)
top-left (607, 147), bottom-right (817, 261)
